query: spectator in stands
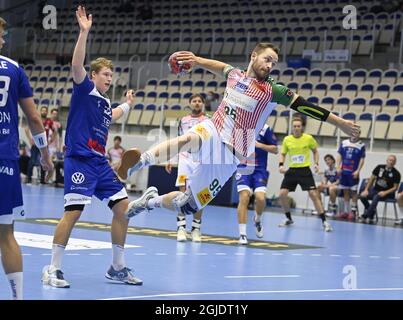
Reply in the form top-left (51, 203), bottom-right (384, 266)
top-left (371, 0), bottom-right (402, 14)
top-left (336, 133), bottom-right (365, 221)
top-left (278, 116), bottom-right (332, 232)
top-left (25, 106), bottom-right (55, 184)
top-left (236, 125), bottom-right (278, 245)
top-left (165, 94), bottom-right (209, 242)
top-left (47, 108), bottom-right (63, 183)
top-left (107, 136), bottom-right (126, 169)
top-left (360, 155), bottom-right (401, 223)
top-left (317, 154), bottom-right (340, 216)
top-left (204, 91), bottom-right (219, 112)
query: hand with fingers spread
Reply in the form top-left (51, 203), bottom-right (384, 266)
top-left (339, 119), bottom-right (361, 139)
top-left (76, 5), bottom-right (92, 33)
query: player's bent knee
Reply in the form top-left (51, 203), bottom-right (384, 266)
top-left (172, 190), bottom-right (198, 215)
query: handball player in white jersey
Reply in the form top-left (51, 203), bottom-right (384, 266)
top-left (117, 43), bottom-right (360, 220)
top-left (165, 94), bottom-right (209, 242)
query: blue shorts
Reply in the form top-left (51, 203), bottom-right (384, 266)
top-left (64, 156), bottom-right (127, 208)
top-left (236, 168), bottom-right (269, 194)
top-left (339, 173), bottom-right (359, 191)
top-left (0, 159), bottom-right (25, 224)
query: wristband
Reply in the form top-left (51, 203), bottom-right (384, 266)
top-left (33, 132), bottom-right (47, 148)
top-left (118, 102), bottom-right (130, 115)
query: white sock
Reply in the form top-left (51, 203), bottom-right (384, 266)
top-left (352, 201), bottom-right (357, 210)
top-left (400, 206), bottom-right (403, 218)
top-left (254, 214), bottom-right (261, 223)
top-left (344, 200), bottom-right (351, 213)
top-left (239, 224), bottom-right (247, 236)
top-left (148, 195), bottom-right (163, 208)
top-left (112, 244), bottom-right (125, 271)
top-left (143, 151), bottom-right (156, 166)
top-left (7, 272), bottom-right (23, 300)
top-left (51, 244), bottom-right (66, 270)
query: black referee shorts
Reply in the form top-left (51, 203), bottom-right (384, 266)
top-left (280, 167), bottom-right (317, 192)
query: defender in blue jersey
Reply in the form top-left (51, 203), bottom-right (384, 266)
top-left (0, 17), bottom-right (53, 300)
top-left (336, 135), bottom-right (366, 220)
top-left (41, 6), bottom-right (140, 288)
top-left (235, 124), bottom-right (278, 245)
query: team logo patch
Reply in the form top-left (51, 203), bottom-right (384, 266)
top-left (286, 89), bottom-right (293, 97)
top-left (71, 172), bottom-right (85, 184)
top-left (178, 175), bottom-right (187, 184)
top-left (197, 188), bottom-right (213, 206)
top-left (194, 124), bottom-right (210, 140)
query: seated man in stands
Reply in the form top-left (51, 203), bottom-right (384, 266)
top-left (317, 154), bottom-right (340, 216)
top-left (360, 155), bottom-right (401, 223)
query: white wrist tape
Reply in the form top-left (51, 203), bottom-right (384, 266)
top-left (33, 132), bottom-right (47, 148)
top-left (118, 102), bottom-right (130, 115)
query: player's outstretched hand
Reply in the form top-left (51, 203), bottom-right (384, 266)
top-left (126, 89), bottom-right (135, 107)
top-left (339, 119), bottom-right (360, 139)
top-left (76, 5), bottom-right (92, 33)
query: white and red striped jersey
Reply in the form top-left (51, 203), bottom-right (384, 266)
top-left (212, 66), bottom-right (293, 158)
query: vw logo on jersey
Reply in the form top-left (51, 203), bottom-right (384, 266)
top-left (71, 172), bottom-right (85, 184)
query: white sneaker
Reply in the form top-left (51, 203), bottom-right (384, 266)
top-left (278, 219), bottom-right (294, 227)
top-left (177, 227), bottom-right (187, 242)
top-left (239, 234), bottom-right (248, 245)
top-left (394, 219), bottom-right (402, 225)
top-left (191, 228), bottom-right (202, 242)
top-left (323, 221), bottom-right (333, 232)
top-left (41, 265), bottom-right (70, 288)
top-left (253, 215), bottom-right (264, 238)
top-left (125, 186), bottom-right (159, 219)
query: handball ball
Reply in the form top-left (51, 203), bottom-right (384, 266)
top-left (168, 52), bottom-right (193, 76)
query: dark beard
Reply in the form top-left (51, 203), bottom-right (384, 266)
top-left (192, 109), bottom-right (202, 116)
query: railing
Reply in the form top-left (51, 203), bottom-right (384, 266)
top-left (24, 27), bottom-right (37, 61)
top-left (159, 54), bottom-right (170, 79)
top-left (127, 54), bottom-right (140, 88)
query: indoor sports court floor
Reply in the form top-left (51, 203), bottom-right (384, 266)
top-left (1, 184), bottom-right (403, 300)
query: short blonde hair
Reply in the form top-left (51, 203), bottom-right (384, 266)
top-left (0, 17), bottom-right (6, 29)
top-left (90, 57), bottom-right (113, 79)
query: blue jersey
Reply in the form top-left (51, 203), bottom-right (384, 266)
top-left (65, 75), bottom-right (112, 158)
top-left (337, 139), bottom-right (366, 173)
top-left (255, 124), bottom-right (277, 169)
top-left (0, 55), bottom-right (33, 160)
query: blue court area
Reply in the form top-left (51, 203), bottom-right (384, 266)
top-left (1, 184), bottom-right (403, 300)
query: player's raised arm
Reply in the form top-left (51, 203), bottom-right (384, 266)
top-left (72, 6), bottom-right (92, 84)
top-left (174, 51), bottom-right (229, 77)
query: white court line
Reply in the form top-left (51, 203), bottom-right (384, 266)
top-left (292, 253), bottom-right (303, 256)
top-left (215, 253), bottom-right (227, 255)
top-left (235, 253), bottom-right (245, 256)
top-left (22, 253), bottom-right (32, 256)
top-left (41, 253), bottom-right (52, 256)
top-left (133, 253), bottom-right (146, 256)
top-left (225, 275), bottom-right (300, 279)
top-left (252, 253), bottom-right (264, 256)
top-left (330, 254), bottom-right (341, 257)
top-left (388, 256), bottom-right (401, 259)
top-left (349, 255), bottom-right (361, 258)
top-left (89, 253), bottom-right (103, 256)
top-left (196, 253), bottom-right (208, 256)
top-left (272, 253), bottom-right (283, 256)
top-left (100, 287), bottom-right (403, 300)
top-left (369, 256), bottom-right (381, 259)
top-left (311, 254), bottom-right (321, 256)
top-left (176, 253), bottom-right (187, 256)
top-left (155, 253), bottom-right (167, 256)
top-left (66, 253), bottom-right (80, 256)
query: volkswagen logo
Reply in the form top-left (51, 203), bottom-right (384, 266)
top-left (71, 172), bottom-right (85, 184)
